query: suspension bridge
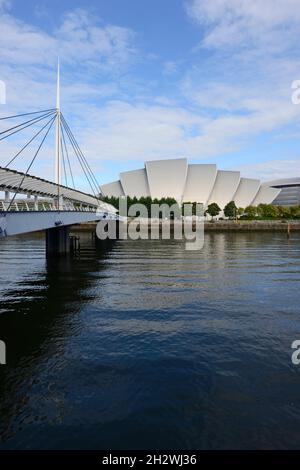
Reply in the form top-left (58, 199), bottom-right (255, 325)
top-left (0, 62), bottom-right (117, 254)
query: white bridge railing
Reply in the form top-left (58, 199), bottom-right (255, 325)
top-left (0, 198), bottom-right (98, 213)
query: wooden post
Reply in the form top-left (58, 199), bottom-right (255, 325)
top-left (287, 223), bottom-right (291, 239)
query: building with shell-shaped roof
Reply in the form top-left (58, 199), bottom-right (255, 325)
top-left (100, 158), bottom-right (281, 208)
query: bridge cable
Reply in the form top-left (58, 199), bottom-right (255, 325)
top-left (0, 110), bottom-right (56, 137)
top-left (0, 108), bottom-right (57, 121)
top-left (60, 123), bottom-right (75, 189)
top-left (0, 110), bottom-right (56, 141)
top-left (60, 114), bottom-right (100, 194)
top-left (61, 126), bottom-right (99, 201)
top-left (5, 114), bottom-right (59, 168)
top-left (60, 133), bottom-right (68, 187)
top-left (61, 123), bottom-right (98, 199)
top-left (60, 116), bottom-right (100, 200)
top-left (60, 114), bottom-right (100, 195)
top-left (62, 116), bottom-right (101, 194)
top-left (6, 114), bottom-right (57, 213)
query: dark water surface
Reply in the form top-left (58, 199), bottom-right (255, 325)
top-left (0, 231), bottom-right (300, 450)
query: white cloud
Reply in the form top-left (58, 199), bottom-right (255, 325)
top-left (56, 10), bottom-right (136, 69)
top-left (238, 159), bottom-right (300, 181)
top-left (0, 3), bottom-right (137, 116)
top-left (186, 0), bottom-right (300, 50)
top-left (79, 101), bottom-right (207, 162)
top-left (75, 90), bottom-right (300, 168)
top-left (176, 0), bottom-right (300, 180)
top-left (0, 6), bottom-right (136, 69)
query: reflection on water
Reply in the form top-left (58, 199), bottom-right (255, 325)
top-left (0, 231), bottom-right (300, 449)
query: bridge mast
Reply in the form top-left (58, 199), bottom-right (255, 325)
top-left (54, 58), bottom-right (61, 186)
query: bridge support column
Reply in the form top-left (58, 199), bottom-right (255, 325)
top-left (46, 226), bottom-right (70, 256)
top-left (4, 191), bottom-right (10, 211)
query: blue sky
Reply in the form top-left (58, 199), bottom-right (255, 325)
top-left (0, 0), bottom-right (300, 191)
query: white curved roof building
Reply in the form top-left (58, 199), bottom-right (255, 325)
top-left (183, 164), bottom-right (216, 204)
top-left (100, 158), bottom-right (281, 208)
top-left (207, 170), bottom-right (240, 208)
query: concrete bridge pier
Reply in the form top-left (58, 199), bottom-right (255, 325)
top-left (4, 191), bottom-right (10, 211)
top-left (46, 226), bottom-right (70, 256)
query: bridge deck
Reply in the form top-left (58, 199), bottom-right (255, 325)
top-left (0, 167), bottom-right (118, 237)
top-left (0, 210), bottom-right (117, 237)
top-left (0, 166), bottom-right (114, 211)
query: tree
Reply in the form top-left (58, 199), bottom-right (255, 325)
top-left (244, 205), bottom-right (257, 219)
top-left (257, 204), bottom-right (279, 219)
top-left (182, 201), bottom-right (199, 216)
top-left (237, 207), bottom-right (245, 218)
top-left (206, 202), bottom-right (221, 219)
top-left (101, 195), bottom-right (119, 210)
top-left (224, 201), bottom-right (237, 219)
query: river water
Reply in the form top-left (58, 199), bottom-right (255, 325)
top-left (0, 231), bottom-right (300, 450)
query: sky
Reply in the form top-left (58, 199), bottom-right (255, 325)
top-left (0, 0), bottom-right (300, 191)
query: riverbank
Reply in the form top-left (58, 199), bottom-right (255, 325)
top-left (74, 220), bottom-right (300, 232)
top-left (204, 220), bottom-right (300, 231)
